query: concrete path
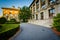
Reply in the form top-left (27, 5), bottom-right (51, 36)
top-left (11, 23), bottom-right (60, 40)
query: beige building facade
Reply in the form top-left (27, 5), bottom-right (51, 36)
top-left (29, 0), bottom-right (60, 27)
top-left (30, 0), bottom-right (60, 20)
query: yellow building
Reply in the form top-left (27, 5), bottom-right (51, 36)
top-left (2, 7), bottom-right (20, 21)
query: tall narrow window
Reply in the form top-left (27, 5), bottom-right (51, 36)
top-left (36, 0), bottom-right (39, 11)
top-left (48, 0), bottom-right (56, 5)
top-left (41, 0), bottom-right (46, 9)
top-left (36, 14), bottom-right (38, 20)
top-left (49, 8), bottom-right (55, 18)
top-left (40, 12), bottom-right (44, 20)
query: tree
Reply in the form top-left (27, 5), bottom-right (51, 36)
top-left (19, 6), bottom-right (32, 22)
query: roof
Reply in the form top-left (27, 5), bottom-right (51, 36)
top-left (29, 0), bottom-right (35, 8)
top-left (2, 7), bottom-right (20, 11)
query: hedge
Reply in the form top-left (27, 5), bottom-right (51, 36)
top-left (0, 26), bottom-right (20, 40)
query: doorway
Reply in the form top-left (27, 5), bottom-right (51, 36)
top-left (36, 14), bottom-right (38, 20)
top-left (41, 12), bottom-right (44, 20)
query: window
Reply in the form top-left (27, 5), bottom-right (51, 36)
top-left (48, 0), bottom-right (56, 5)
top-left (9, 12), bottom-right (13, 16)
top-left (41, 0), bottom-right (45, 2)
top-left (49, 0), bottom-right (56, 4)
top-left (42, 5), bottom-right (45, 8)
top-left (41, 0), bottom-right (46, 9)
top-left (36, 0), bottom-right (39, 10)
top-left (41, 0), bottom-right (45, 6)
top-left (50, 8), bottom-right (55, 14)
top-left (36, 14), bottom-right (38, 20)
top-left (33, 14), bottom-right (34, 18)
top-left (5, 14), bottom-right (8, 19)
top-left (49, 8), bottom-right (55, 18)
top-left (36, 0), bottom-right (39, 5)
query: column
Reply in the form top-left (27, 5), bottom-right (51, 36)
top-left (45, 0), bottom-right (49, 19)
top-left (39, 0), bottom-right (41, 11)
top-left (38, 0), bottom-right (41, 20)
top-left (35, 1), bottom-right (36, 20)
top-left (32, 5), bottom-right (33, 20)
top-left (45, 0), bottom-right (48, 7)
top-left (35, 1), bottom-right (36, 13)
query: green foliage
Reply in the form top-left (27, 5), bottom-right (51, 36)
top-left (0, 24), bottom-right (19, 40)
top-left (10, 19), bottom-right (16, 22)
top-left (19, 6), bottom-right (32, 22)
top-left (0, 17), bottom-right (7, 28)
top-left (6, 19), bottom-right (16, 24)
top-left (53, 13), bottom-right (60, 31)
top-left (0, 17), bottom-right (7, 24)
top-left (6, 19), bottom-right (20, 24)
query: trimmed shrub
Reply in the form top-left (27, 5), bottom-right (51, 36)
top-left (0, 26), bottom-right (20, 40)
top-left (6, 19), bottom-right (16, 24)
top-left (10, 19), bottom-right (16, 22)
top-left (0, 17), bottom-right (7, 24)
top-left (0, 17), bottom-right (7, 28)
top-left (53, 13), bottom-right (60, 31)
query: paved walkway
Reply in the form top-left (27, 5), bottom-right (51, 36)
top-left (11, 23), bottom-right (60, 40)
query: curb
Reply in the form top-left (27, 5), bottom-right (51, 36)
top-left (8, 29), bottom-right (21, 40)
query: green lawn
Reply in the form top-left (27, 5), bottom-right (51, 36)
top-left (0, 24), bottom-right (19, 33)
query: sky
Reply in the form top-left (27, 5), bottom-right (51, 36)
top-left (0, 0), bottom-right (33, 16)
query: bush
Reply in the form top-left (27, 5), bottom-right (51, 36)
top-left (53, 13), bottom-right (60, 31)
top-left (10, 19), bottom-right (16, 22)
top-left (0, 17), bottom-right (7, 24)
top-left (6, 19), bottom-right (16, 24)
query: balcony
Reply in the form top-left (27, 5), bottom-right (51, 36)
top-left (33, 8), bottom-right (35, 13)
top-left (36, 8), bottom-right (39, 12)
top-left (41, 5), bottom-right (47, 10)
top-left (48, 0), bottom-right (60, 6)
top-left (41, 0), bottom-right (46, 10)
top-left (55, 0), bottom-right (60, 4)
top-left (36, 0), bottom-right (39, 6)
top-left (41, 0), bottom-right (45, 6)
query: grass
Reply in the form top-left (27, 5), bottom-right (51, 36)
top-left (0, 24), bottom-right (19, 34)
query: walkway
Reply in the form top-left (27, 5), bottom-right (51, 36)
top-left (11, 23), bottom-right (60, 40)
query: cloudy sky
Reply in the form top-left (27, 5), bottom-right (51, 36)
top-left (0, 0), bottom-right (33, 16)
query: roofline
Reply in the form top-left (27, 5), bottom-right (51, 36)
top-left (29, 0), bottom-right (35, 8)
top-left (2, 7), bottom-right (20, 10)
